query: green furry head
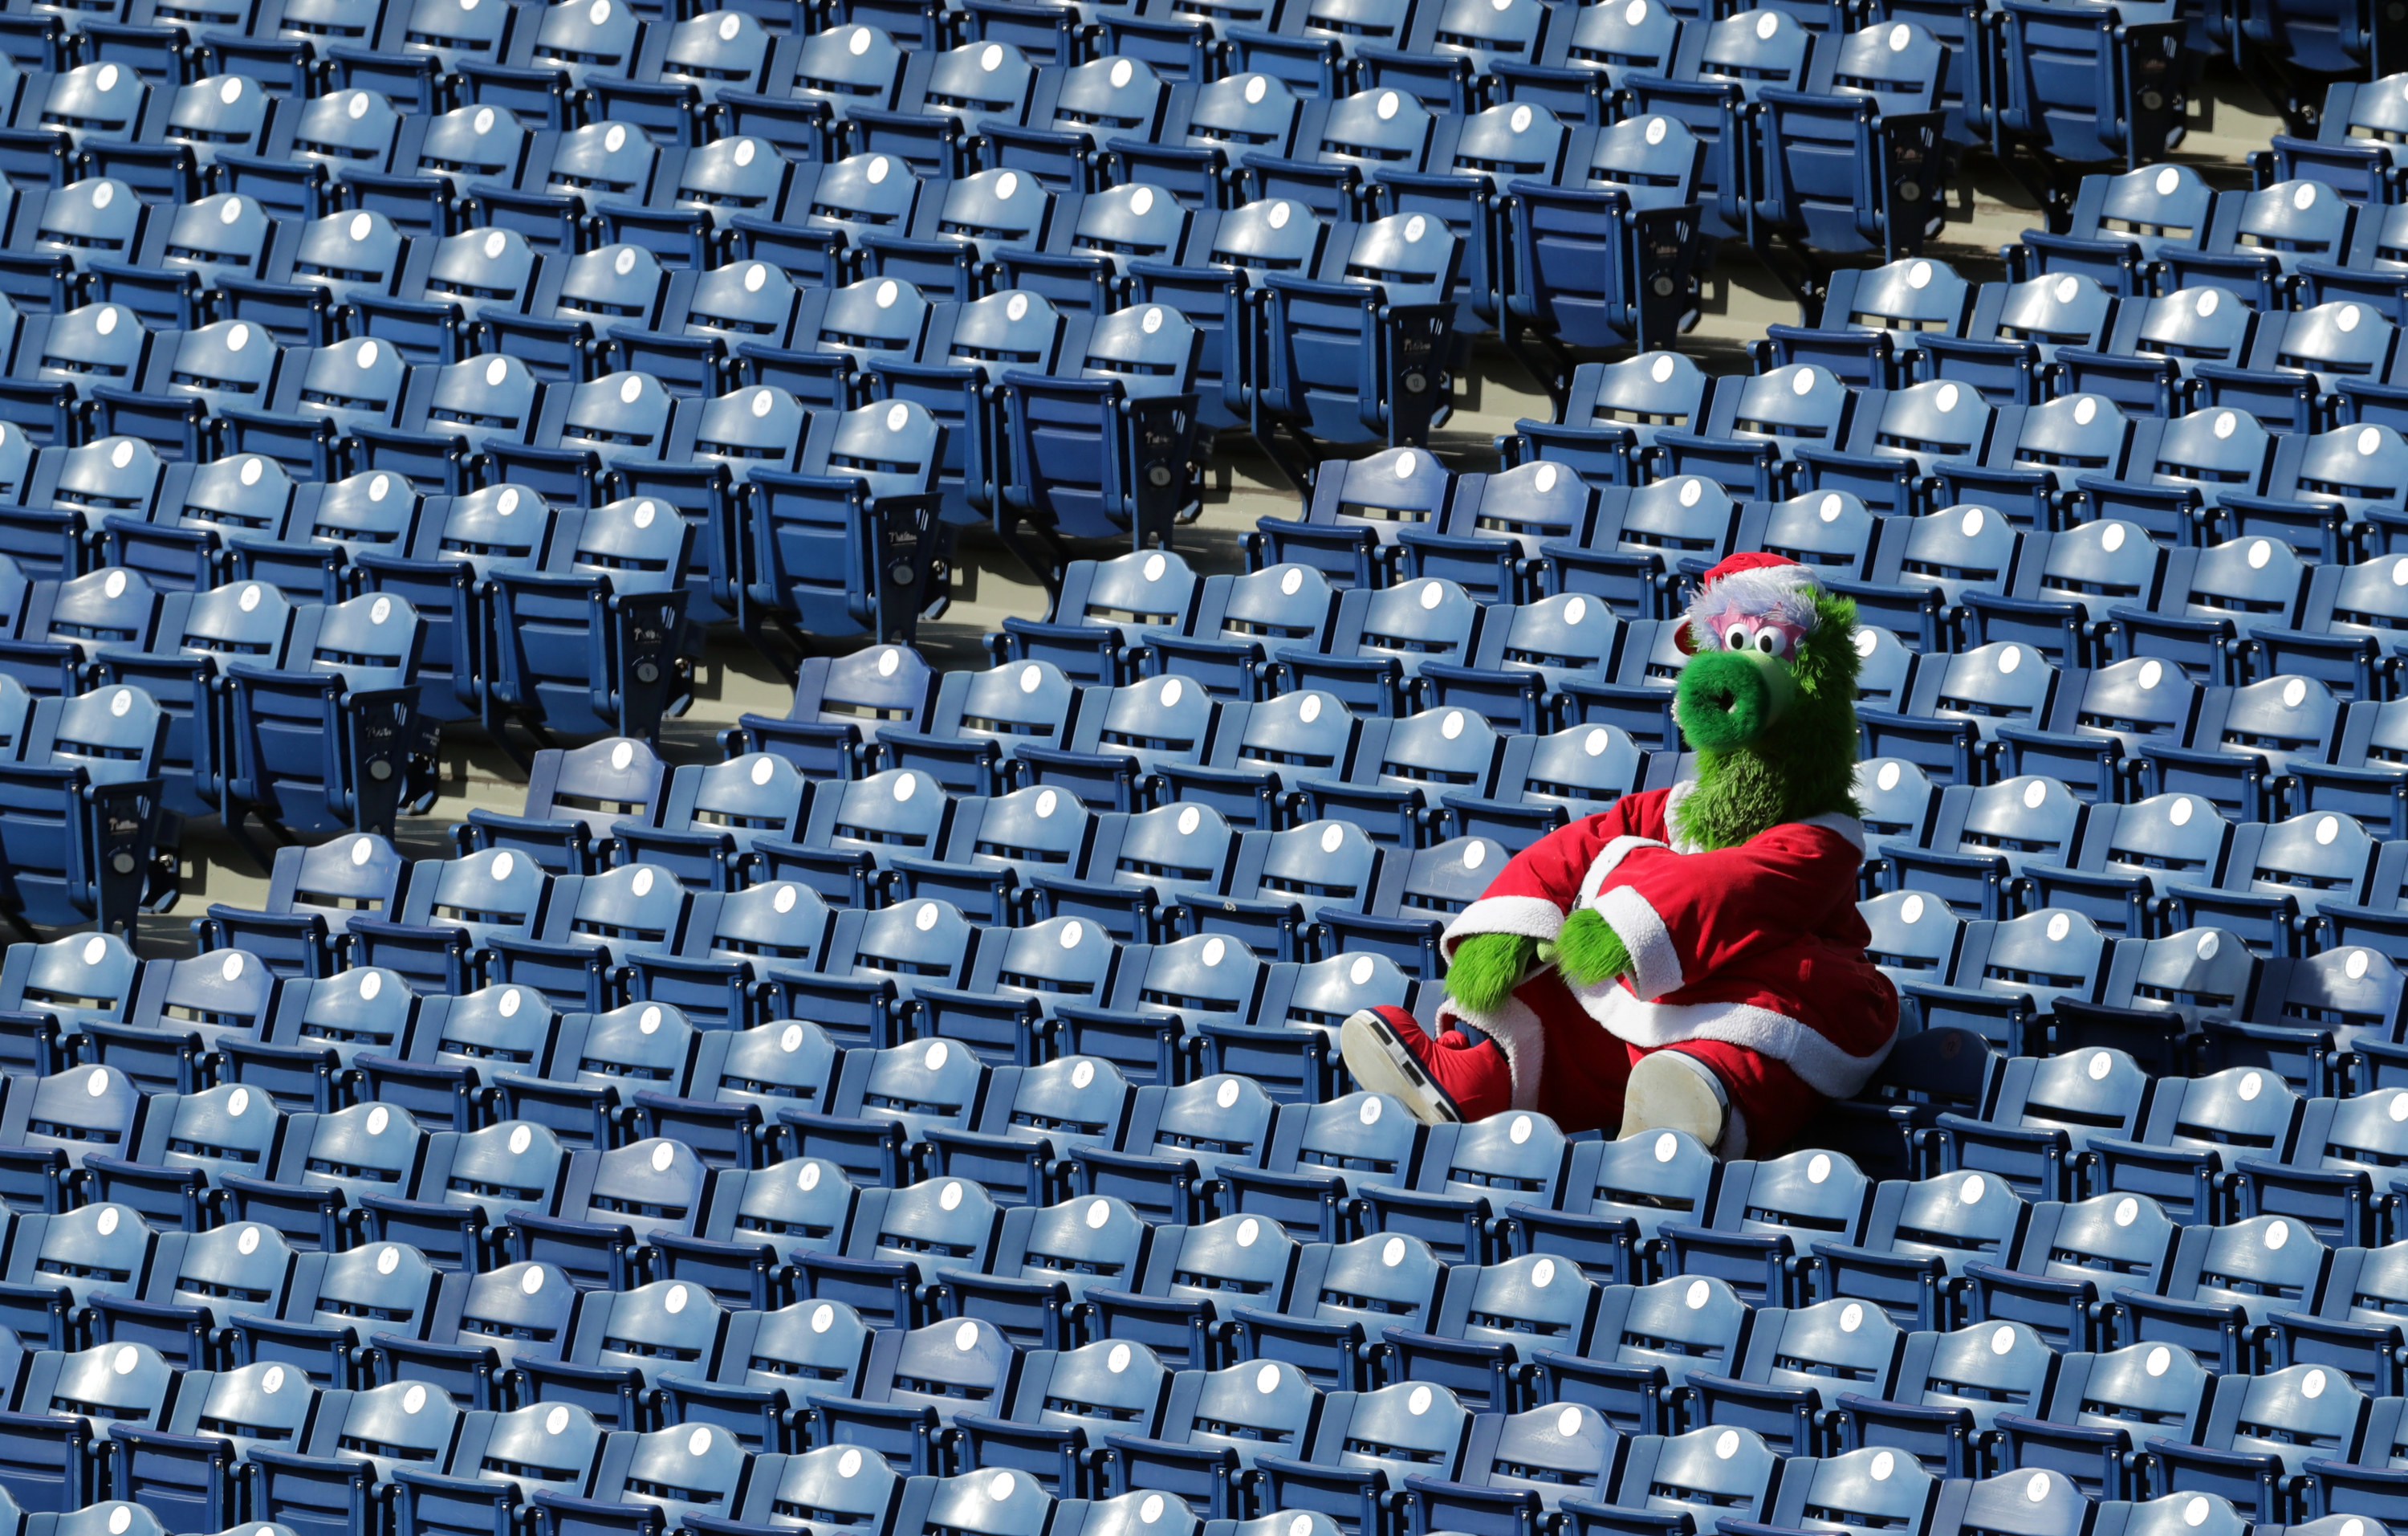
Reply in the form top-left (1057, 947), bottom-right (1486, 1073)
top-left (1668, 588), bottom-right (1865, 853)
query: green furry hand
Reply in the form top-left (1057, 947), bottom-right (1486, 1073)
top-left (1552, 907), bottom-right (1632, 988)
top-left (1445, 933), bottom-right (1536, 1013)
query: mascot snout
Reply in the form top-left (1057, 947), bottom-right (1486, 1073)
top-left (1674, 646), bottom-right (1796, 751)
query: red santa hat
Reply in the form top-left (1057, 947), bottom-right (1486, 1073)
top-left (1676, 552), bottom-right (1821, 653)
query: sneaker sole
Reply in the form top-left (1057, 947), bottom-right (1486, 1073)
top-left (1339, 1010), bottom-right (1462, 1126)
top-left (1621, 1049), bottom-right (1727, 1147)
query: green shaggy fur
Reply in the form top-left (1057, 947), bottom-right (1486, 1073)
top-left (1441, 590), bottom-right (1865, 1010)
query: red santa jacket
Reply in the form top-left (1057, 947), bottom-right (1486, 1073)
top-left (1439, 784), bottom-right (1898, 1098)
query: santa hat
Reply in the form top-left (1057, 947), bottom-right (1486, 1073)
top-left (1677, 552), bottom-right (1820, 653)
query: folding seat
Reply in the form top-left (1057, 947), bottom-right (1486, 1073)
top-left (348, 1114), bottom-right (569, 1272)
top-left (2147, 1362), bottom-right (2369, 1520)
top-left (0, 1074), bottom-right (144, 1213)
top-left (1070, 1070), bottom-right (1280, 1226)
top-left (1249, 1376), bottom-right (1474, 1534)
top-left (755, 893), bottom-right (977, 1052)
top-left (465, 496), bottom-right (694, 747)
top-left (2163, 809), bottom-right (2379, 956)
top-left (241, 1375), bottom-right (466, 1536)
top-left (1500, 353), bottom-right (1710, 495)
top-left (1213, 1087), bottom-right (1421, 1244)
top-left (2255, 75), bottom-right (2408, 206)
top-left (1554, 1423), bottom-right (1782, 1536)
top-left (624, 1011), bottom-right (845, 1167)
top-left (1691, 1445), bottom-right (1941, 1536)
top-left (679, 1441), bottom-right (903, 1535)
top-left (2191, 310), bottom-right (2402, 442)
top-left (383, 1393), bottom-right (608, 1536)
top-left (0, 1339), bottom-right (177, 1510)
top-left (484, 1000), bottom-right (724, 1153)
top-left (71, 1080), bottom-right (286, 1230)
top-left (1816, 502), bottom-right (2021, 654)
top-left (1810, 1167), bottom-right (2030, 1331)
top-left (1495, 115), bottom-right (1705, 369)
top-left (0, 565), bottom-right (169, 700)
top-left (1483, 0), bottom-right (1680, 123)
top-left (2243, 552), bottom-right (2408, 706)
top-left (1001, 670), bottom-right (1214, 815)
top-left (721, 393), bottom-right (943, 651)
top-left (344, 852), bottom-right (552, 999)
top-left (2101, 532), bottom-right (2322, 688)
top-left (1928, 1040), bottom-right (2146, 1197)
top-left (947, 47), bottom-right (1161, 186)
top-left (0, 683), bottom-right (171, 938)
top-left (616, 884), bottom-right (837, 1040)
top-left (1487, 1125), bottom-right (1714, 1290)
top-left (2088, 1071), bottom-right (2305, 1227)
top-left (1880, 773), bottom-right (2085, 923)
top-left (0, 1197), bottom-right (165, 1352)
top-left (86, 192), bottom-right (288, 339)
top-left (1993, 657), bottom-right (2202, 805)
top-left (345, 982), bottom-right (556, 1131)
top-left (0, 175), bottom-right (161, 312)
top-left (806, 1314), bottom-right (1026, 1476)
top-left (1747, 19), bottom-right (1948, 275)
top-left (1267, 576), bottom-right (1481, 719)
top-left (641, 1289), bottom-right (880, 1451)
top-left (0, 438), bottom-right (169, 589)
top-left (1099, 1356), bottom-right (1322, 1518)
top-left (2223, 1089), bottom-right (2408, 1252)
top-left (87, 1216), bottom-right (299, 1371)
top-left (2056, 287), bottom-right (2257, 426)
top-left (1380, 1250), bottom-right (1600, 1412)
top-left (1669, 1293), bottom-right (1904, 1460)
top-left (209, 1098), bottom-right (430, 1253)
top-left (793, 1173), bottom-right (1003, 1330)
top-left (1541, 476), bottom-right (1745, 622)
top-left (1046, 929), bottom-right (1267, 1083)
top-left (97, 455), bottom-right (304, 605)
top-left (1179, 817), bottom-right (1377, 963)
top-left (1291, 705), bottom-right (1505, 851)
top-left (1653, 1147), bottom-right (1873, 1310)
top-left (1943, 406), bottom-right (2146, 552)
top-left (365, 1258), bottom-right (580, 1412)
top-left (1252, 446), bottom-right (1455, 593)
top-left (1007, 800), bottom-right (1231, 947)
top-left (1434, 721), bottom-right (1648, 853)
top-left (509, 1276), bottom-right (726, 1432)
top-left (2193, 942), bottom-right (2404, 1099)
top-left (2270, 1238), bottom-right (2408, 1406)
top-left (1995, 1339), bottom-right (2216, 1495)
top-left (1954, 520), bottom-right (2162, 675)
top-left (606, 754), bottom-right (806, 895)
top-left (348, 224), bottom-right (547, 369)
top-left (1752, 259), bottom-right (1969, 394)
top-left (1855, 641), bottom-right (2064, 788)
top-left (2011, 793), bottom-right (2235, 940)
top-left (1650, 365), bottom-right (1853, 508)
top-left (211, 84), bottom-right (413, 227)
top-left (0, 931), bottom-right (141, 1080)
top-left (1223, 86), bottom-right (1435, 226)
top-left (458, 737), bottom-right (669, 878)
top-left (1388, 458), bottom-right (1592, 609)
top-left (217, 589), bottom-right (435, 841)
top-left (222, 1236), bottom-right (464, 1391)
top-left (1905, 274), bottom-right (2121, 413)
top-left (2014, 165), bottom-right (2215, 300)
top-left (476, 860), bottom-right (690, 1012)
top-left (723, 642), bottom-right (934, 780)
top-left (1613, 7), bottom-right (1816, 243)
top-left (777, 1033), bottom-right (989, 1187)
top-left (72, 942), bottom-right (280, 1096)
top-left (2161, 181), bottom-right (2357, 316)
top-left (503, 1135), bottom-right (710, 1293)
top-left (213, 207), bottom-right (417, 353)
top-left (1235, 210), bottom-right (1460, 479)
top-left (527, 1420), bottom-right (751, 1536)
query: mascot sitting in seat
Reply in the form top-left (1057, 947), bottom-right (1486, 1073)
top-left (1340, 551), bottom-right (1898, 1156)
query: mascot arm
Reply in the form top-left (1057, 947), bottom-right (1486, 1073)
top-left (1599, 823), bottom-right (1864, 1000)
top-left (1441, 798), bottom-right (1662, 1016)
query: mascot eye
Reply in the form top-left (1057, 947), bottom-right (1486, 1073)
top-left (1723, 624), bottom-right (1751, 651)
top-left (1754, 629), bottom-right (1784, 657)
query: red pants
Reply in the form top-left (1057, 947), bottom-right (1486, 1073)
top-left (1511, 974), bottom-right (1822, 1154)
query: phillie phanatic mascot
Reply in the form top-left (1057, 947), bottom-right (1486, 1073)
top-left (1339, 551), bottom-right (1898, 1155)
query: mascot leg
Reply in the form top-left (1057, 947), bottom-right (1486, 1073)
top-left (1340, 1006), bottom-right (1515, 1124)
top-left (1621, 1041), bottom-right (1820, 1159)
